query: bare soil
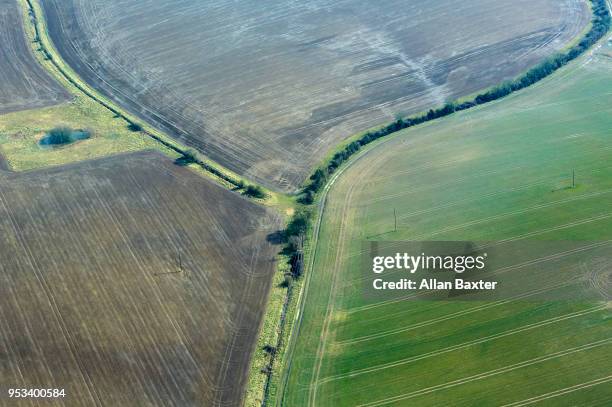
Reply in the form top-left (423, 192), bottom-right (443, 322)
top-left (0, 0), bottom-right (69, 114)
top-left (0, 151), bottom-right (280, 406)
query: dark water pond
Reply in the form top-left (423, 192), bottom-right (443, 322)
top-left (39, 129), bottom-right (91, 149)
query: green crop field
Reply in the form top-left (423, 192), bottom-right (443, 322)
top-left (280, 38), bottom-right (612, 406)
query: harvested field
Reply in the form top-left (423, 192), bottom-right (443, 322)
top-left (0, 0), bottom-right (68, 114)
top-left (0, 151), bottom-right (280, 406)
top-left (41, 0), bottom-right (588, 191)
top-left (280, 36), bottom-right (612, 406)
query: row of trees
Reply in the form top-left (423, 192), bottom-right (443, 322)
top-left (173, 149), bottom-right (267, 198)
top-left (283, 210), bottom-right (310, 280)
top-left (298, 0), bottom-right (610, 204)
top-left (281, 0), bottom-right (609, 282)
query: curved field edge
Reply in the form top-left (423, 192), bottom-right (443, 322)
top-left (17, 0), bottom-right (268, 197)
top-left (290, 53), bottom-right (612, 404)
top-left (11, 1), bottom-right (293, 404)
top-left (308, 0), bottom-right (594, 179)
top-left (9, 1), bottom-right (290, 404)
top-left (284, 24), bottom-right (609, 405)
top-left (9, 0), bottom-right (604, 406)
top-left (298, 0), bottom-right (609, 203)
top-left (269, 1), bottom-right (612, 406)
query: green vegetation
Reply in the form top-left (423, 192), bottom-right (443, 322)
top-left (11, 0), bottom-right (609, 406)
top-left (43, 127), bottom-right (74, 145)
top-left (127, 122), bottom-right (143, 132)
top-left (255, 3), bottom-right (612, 405)
top-left (298, 0), bottom-right (610, 202)
top-left (280, 35), bottom-right (612, 406)
top-left (174, 148), bottom-right (198, 166)
top-left (244, 184), bottom-right (267, 199)
top-left (244, 253), bottom-right (293, 407)
top-left (38, 0), bottom-right (589, 192)
top-left (0, 0), bottom-right (176, 171)
top-left (0, 96), bottom-right (167, 171)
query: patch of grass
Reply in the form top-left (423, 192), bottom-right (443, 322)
top-left (0, 0), bottom-right (176, 171)
top-left (244, 255), bottom-right (292, 407)
top-left (13, 0), bottom-right (249, 194)
top-left (0, 96), bottom-right (172, 171)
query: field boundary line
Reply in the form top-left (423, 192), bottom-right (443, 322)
top-left (276, 43), bottom-right (611, 407)
top-left (356, 338), bottom-right (612, 407)
top-left (274, 140), bottom-right (379, 406)
top-left (500, 374), bottom-right (612, 407)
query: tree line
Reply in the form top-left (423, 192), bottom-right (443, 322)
top-left (283, 0), bottom-right (610, 280)
top-left (299, 0), bottom-right (610, 204)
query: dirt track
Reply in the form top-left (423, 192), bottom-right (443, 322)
top-left (0, 151), bottom-right (280, 406)
top-left (0, 0), bottom-right (69, 114)
top-left (41, 0), bottom-right (588, 191)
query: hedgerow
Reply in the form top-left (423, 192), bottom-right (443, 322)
top-left (298, 0), bottom-right (610, 203)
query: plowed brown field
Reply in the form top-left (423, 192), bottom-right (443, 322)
top-left (0, 151), bottom-right (280, 406)
top-left (0, 0), bottom-right (68, 113)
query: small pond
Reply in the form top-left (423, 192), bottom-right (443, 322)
top-left (39, 128), bottom-right (91, 149)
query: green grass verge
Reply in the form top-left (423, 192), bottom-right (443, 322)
top-left (244, 254), bottom-right (292, 407)
top-left (0, 92), bottom-right (173, 171)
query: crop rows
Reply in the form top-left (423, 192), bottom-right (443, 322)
top-left (0, 152), bottom-right (280, 406)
